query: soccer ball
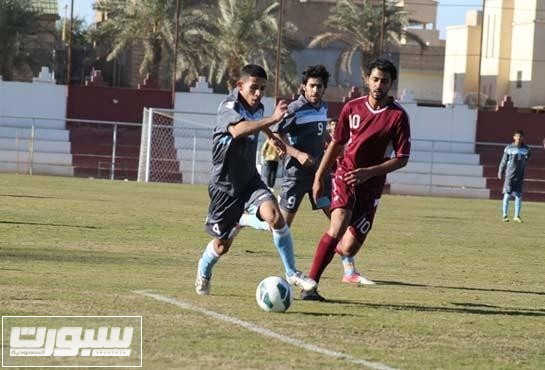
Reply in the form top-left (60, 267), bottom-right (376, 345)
top-left (255, 276), bottom-right (293, 313)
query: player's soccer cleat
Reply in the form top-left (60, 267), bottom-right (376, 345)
top-left (342, 272), bottom-right (376, 285)
top-left (502, 215), bottom-right (509, 222)
top-left (286, 271), bottom-right (317, 292)
top-left (195, 275), bottom-right (210, 295)
top-left (300, 288), bottom-right (326, 301)
top-left (513, 216), bottom-right (523, 223)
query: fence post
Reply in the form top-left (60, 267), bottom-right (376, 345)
top-left (191, 133), bottom-right (197, 185)
top-left (28, 121), bottom-right (35, 175)
top-left (15, 129), bottom-right (20, 174)
top-left (111, 123), bottom-right (118, 180)
top-left (429, 140), bottom-right (434, 195)
top-left (145, 108), bottom-right (153, 182)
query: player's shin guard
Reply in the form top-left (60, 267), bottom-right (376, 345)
top-left (198, 240), bottom-right (220, 279)
top-left (309, 234), bottom-right (339, 283)
top-left (272, 225), bottom-right (296, 276)
top-left (335, 245), bottom-right (356, 276)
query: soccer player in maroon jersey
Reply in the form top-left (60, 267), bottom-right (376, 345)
top-left (302, 58), bottom-right (411, 301)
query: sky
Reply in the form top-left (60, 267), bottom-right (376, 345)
top-left (57, 0), bottom-right (482, 40)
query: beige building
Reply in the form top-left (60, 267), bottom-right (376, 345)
top-left (396, 0), bottom-right (445, 104)
top-left (288, 0), bottom-right (445, 103)
top-left (443, 0), bottom-right (545, 108)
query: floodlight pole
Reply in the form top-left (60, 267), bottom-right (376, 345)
top-left (66, 0), bottom-right (74, 84)
top-left (274, 0), bottom-right (285, 101)
top-left (172, 0), bottom-right (181, 107)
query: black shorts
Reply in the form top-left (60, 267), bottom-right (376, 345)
top-left (205, 177), bottom-right (275, 240)
top-left (278, 174), bottom-right (332, 214)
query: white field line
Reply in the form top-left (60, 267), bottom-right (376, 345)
top-left (133, 290), bottom-right (398, 370)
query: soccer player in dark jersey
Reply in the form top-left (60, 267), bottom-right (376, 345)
top-left (302, 58), bottom-right (412, 301)
top-left (498, 129), bottom-right (531, 223)
top-left (195, 64), bottom-right (316, 296)
top-left (239, 65), bottom-right (374, 285)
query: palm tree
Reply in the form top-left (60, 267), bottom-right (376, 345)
top-left (207, 0), bottom-right (299, 94)
top-left (0, 0), bottom-right (38, 80)
top-left (308, 0), bottom-right (426, 84)
top-left (92, 0), bottom-right (212, 87)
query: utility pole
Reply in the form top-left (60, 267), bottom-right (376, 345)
top-left (379, 0), bottom-right (385, 57)
top-left (66, 0), bottom-right (74, 84)
top-left (274, 0), bottom-right (285, 101)
top-left (172, 0), bottom-right (181, 107)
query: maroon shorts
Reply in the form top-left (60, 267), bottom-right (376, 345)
top-left (330, 173), bottom-right (381, 243)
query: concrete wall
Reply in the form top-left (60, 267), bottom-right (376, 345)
top-left (0, 68), bottom-right (66, 125)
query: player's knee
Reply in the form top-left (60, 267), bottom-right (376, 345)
top-left (214, 239), bottom-right (232, 255)
top-left (259, 202), bottom-right (285, 229)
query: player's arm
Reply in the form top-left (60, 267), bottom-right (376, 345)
top-left (344, 156), bottom-right (408, 186)
top-left (312, 140), bottom-right (344, 202)
top-left (262, 128), bottom-right (286, 156)
top-left (275, 133), bottom-right (313, 167)
top-left (228, 100), bottom-right (288, 139)
top-left (498, 149), bottom-right (508, 179)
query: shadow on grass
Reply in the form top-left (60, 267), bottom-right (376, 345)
top-left (0, 247), bottom-right (174, 266)
top-left (0, 220), bottom-right (98, 229)
top-left (375, 279), bottom-right (545, 296)
top-left (0, 193), bottom-right (58, 199)
top-left (313, 299), bottom-right (545, 317)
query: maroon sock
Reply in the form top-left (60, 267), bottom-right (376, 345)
top-left (308, 233), bottom-right (340, 283)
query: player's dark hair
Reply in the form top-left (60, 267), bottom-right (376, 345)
top-left (364, 58), bottom-right (398, 81)
top-left (302, 65), bottom-right (330, 88)
top-left (514, 129), bottom-right (524, 136)
top-left (241, 64), bottom-right (268, 80)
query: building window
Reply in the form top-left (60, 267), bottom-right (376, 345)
top-left (516, 71), bottom-right (522, 88)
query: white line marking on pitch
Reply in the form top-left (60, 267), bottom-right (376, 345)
top-left (133, 290), bottom-right (398, 370)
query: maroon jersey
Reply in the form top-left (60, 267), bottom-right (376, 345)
top-left (333, 95), bottom-right (411, 198)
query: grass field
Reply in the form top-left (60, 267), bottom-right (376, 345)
top-left (1, 173), bottom-right (544, 369)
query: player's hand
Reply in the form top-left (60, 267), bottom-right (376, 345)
top-left (272, 100), bottom-right (288, 122)
top-left (344, 168), bottom-right (375, 186)
top-left (497, 174), bottom-right (502, 180)
top-left (268, 137), bottom-right (286, 157)
top-left (297, 152), bottom-right (314, 167)
top-left (312, 178), bottom-right (323, 204)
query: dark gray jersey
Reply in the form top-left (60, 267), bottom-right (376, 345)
top-left (274, 95), bottom-right (328, 179)
top-left (498, 143), bottom-right (531, 194)
top-left (210, 90), bottom-right (264, 196)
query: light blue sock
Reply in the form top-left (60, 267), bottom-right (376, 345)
top-left (341, 255), bottom-right (356, 275)
top-left (272, 225), bottom-right (296, 276)
top-left (514, 194), bottom-right (522, 217)
top-left (198, 240), bottom-right (220, 279)
top-left (502, 193), bottom-right (510, 217)
top-left (239, 213), bottom-right (270, 231)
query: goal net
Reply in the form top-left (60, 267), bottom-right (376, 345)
top-left (137, 108), bottom-right (215, 184)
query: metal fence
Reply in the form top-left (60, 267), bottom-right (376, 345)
top-left (0, 115), bottom-right (141, 179)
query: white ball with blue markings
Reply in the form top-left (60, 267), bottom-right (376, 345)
top-left (256, 276), bottom-right (293, 312)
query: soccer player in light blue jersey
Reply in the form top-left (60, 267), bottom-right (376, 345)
top-left (195, 64), bottom-right (316, 296)
top-left (498, 129), bottom-right (531, 223)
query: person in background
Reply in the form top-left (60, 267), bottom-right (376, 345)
top-left (260, 140), bottom-right (280, 190)
top-left (498, 129), bottom-right (531, 223)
